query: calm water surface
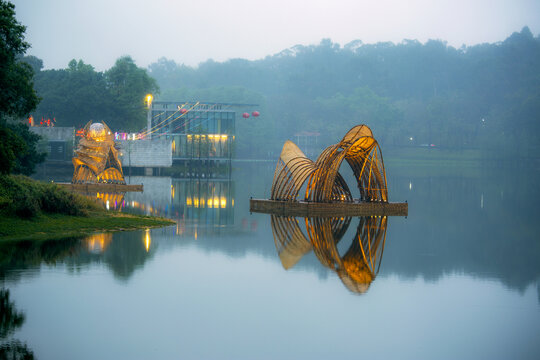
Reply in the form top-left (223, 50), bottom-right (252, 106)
top-left (1, 161), bottom-right (539, 359)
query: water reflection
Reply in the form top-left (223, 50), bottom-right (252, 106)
top-left (0, 289), bottom-right (35, 359)
top-left (0, 232), bottom-right (154, 283)
top-left (84, 233), bottom-right (113, 253)
top-left (79, 177), bottom-right (236, 235)
top-left (119, 177), bottom-right (235, 228)
top-left (272, 215), bottom-right (387, 293)
top-left (76, 191), bottom-right (126, 211)
top-left (0, 289), bottom-right (25, 339)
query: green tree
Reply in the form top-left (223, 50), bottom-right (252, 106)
top-left (0, 1), bottom-right (39, 122)
top-left (0, 0), bottom-right (43, 174)
top-left (105, 56), bottom-right (159, 131)
top-left (21, 54), bottom-right (43, 73)
top-left (0, 126), bottom-right (25, 174)
top-left (316, 87), bottom-right (401, 145)
top-left (7, 122), bottom-right (46, 175)
top-left (33, 59), bottom-right (113, 128)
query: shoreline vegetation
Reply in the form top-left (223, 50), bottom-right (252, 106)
top-left (0, 175), bottom-right (175, 242)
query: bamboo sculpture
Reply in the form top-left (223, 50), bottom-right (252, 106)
top-left (72, 121), bottom-right (126, 184)
top-left (271, 125), bottom-right (388, 203)
top-left (271, 215), bottom-right (387, 293)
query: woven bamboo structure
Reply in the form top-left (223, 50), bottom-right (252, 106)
top-left (72, 121), bottom-right (125, 184)
top-left (271, 125), bottom-right (387, 203)
top-left (271, 215), bottom-right (387, 293)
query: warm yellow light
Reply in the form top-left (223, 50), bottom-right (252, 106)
top-left (220, 134), bottom-right (228, 140)
top-left (144, 229), bottom-right (151, 252)
top-left (220, 197), bottom-right (226, 208)
top-left (85, 233), bottom-right (112, 253)
top-left (186, 197), bottom-right (192, 206)
top-left (145, 94), bottom-right (153, 108)
top-left (171, 184), bottom-right (175, 199)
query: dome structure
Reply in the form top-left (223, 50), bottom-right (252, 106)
top-left (72, 121), bottom-right (125, 184)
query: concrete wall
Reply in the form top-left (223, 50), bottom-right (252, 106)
top-left (30, 127), bottom-right (74, 162)
top-left (118, 139), bottom-right (172, 168)
top-left (30, 127), bottom-right (74, 141)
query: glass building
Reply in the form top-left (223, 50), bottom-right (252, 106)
top-left (149, 101), bottom-right (235, 161)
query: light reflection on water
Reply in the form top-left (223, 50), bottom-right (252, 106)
top-left (1, 162), bottom-right (539, 359)
top-left (271, 215), bottom-right (387, 294)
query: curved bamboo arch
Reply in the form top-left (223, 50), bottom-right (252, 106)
top-left (271, 125), bottom-right (388, 203)
top-left (271, 215), bottom-right (388, 294)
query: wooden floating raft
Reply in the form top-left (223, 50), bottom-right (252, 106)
top-left (55, 183), bottom-right (143, 192)
top-left (250, 199), bottom-right (407, 217)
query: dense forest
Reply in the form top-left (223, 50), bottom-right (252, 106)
top-left (27, 26), bottom-right (540, 159)
top-left (26, 55), bottom-right (158, 132)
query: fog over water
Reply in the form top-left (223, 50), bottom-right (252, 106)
top-left (12, 0), bottom-right (540, 70)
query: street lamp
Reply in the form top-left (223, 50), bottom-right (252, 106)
top-left (145, 94), bottom-right (153, 108)
top-left (146, 94), bottom-right (153, 139)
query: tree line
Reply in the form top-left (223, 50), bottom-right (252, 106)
top-left (24, 26), bottom-right (540, 160)
top-left (2, 0), bottom-right (539, 171)
top-left (148, 27), bottom-right (540, 159)
top-left (28, 55), bottom-right (159, 132)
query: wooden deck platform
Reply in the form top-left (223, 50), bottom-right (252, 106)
top-left (55, 183), bottom-right (143, 192)
top-left (250, 199), bottom-right (408, 217)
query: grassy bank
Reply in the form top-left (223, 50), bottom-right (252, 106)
top-left (0, 175), bottom-right (175, 241)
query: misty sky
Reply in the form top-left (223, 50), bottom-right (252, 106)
top-left (12, 0), bottom-right (540, 71)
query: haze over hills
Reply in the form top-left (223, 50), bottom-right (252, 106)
top-left (26, 27), bottom-right (540, 159)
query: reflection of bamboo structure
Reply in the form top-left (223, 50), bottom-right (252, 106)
top-left (72, 121), bottom-right (125, 184)
top-left (271, 215), bottom-right (387, 294)
top-left (96, 192), bottom-right (125, 210)
top-left (84, 233), bottom-right (113, 253)
top-left (271, 125), bottom-right (387, 202)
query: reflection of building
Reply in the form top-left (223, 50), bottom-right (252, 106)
top-left (271, 216), bottom-right (387, 293)
top-left (173, 179), bottom-right (234, 227)
top-left (123, 177), bottom-right (235, 231)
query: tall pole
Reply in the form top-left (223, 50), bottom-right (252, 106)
top-left (147, 105), bottom-right (152, 140)
top-left (146, 94), bottom-right (153, 140)
top-left (128, 140), bottom-right (131, 183)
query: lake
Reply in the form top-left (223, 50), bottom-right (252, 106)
top-left (1, 160), bottom-right (539, 359)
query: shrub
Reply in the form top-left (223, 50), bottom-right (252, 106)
top-left (0, 175), bottom-right (102, 218)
